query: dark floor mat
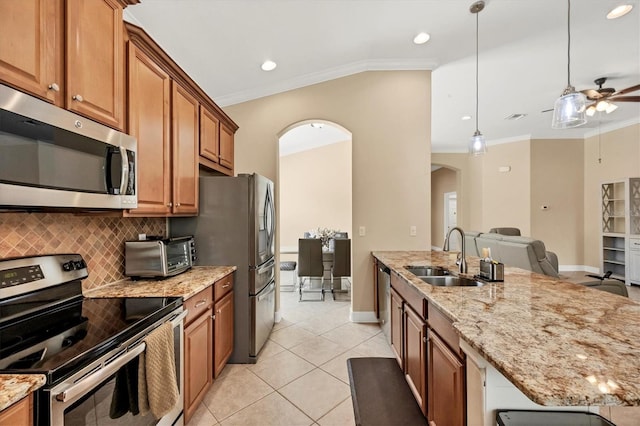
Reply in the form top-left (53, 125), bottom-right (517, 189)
top-left (346, 357), bottom-right (428, 426)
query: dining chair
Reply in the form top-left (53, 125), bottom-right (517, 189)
top-left (297, 238), bottom-right (325, 301)
top-left (331, 238), bottom-right (351, 300)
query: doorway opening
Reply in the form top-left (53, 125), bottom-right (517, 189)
top-left (277, 120), bottom-right (353, 298)
top-left (431, 165), bottom-right (459, 250)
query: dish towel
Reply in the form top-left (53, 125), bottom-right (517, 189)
top-left (109, 355), bottom-right (139, 418)
top-left (138, 321), bottom-right (179, 419)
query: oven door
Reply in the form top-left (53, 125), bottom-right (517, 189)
top-left (48, 309), bottom-right (186, 426)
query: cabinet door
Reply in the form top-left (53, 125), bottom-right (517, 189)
top-left (171, 82), bottom-right (199, 216)
top-left (66, 0), bottom-right (124, 130)
top-left (184, 308), bottom-right (213, 424)
top-left (213, 290), bottom-right (234, 378)
top-left (404, 305), bottom-right (427, 416)
top-left (428, 330), bottom-right (465, 426)
top-left (0, 394), bottom-right (32, 426)
top-left (200, 106), bottom-right (220, 164)
top-left (219, 121), bottom-right (234, 171)
top-left (126, 42), bottom-right (171, 216)
top-left (0, 0), bottom-right (62, 105)
top-left (390, 287), bottom-right (403, 368)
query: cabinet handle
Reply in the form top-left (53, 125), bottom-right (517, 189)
top-left (48, 83), bottom-right (60, 92)
top-left (72, 94), bottom-right (83, 102)
top-left (195, 299), bottom-right (207, 308)
top-left (222, 283), bottom-right (230, 288)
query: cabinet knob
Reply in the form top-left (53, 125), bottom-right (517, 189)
top-left (176, 203), bottom-right (181, 207)
top-left (72, 94), bottom-right (83, 102)
top-left (212, 314), bottom-right (216, 320)
top-left (48, 83), bottom-right (60, 92)
top-left (167, 202), bottom-right (173, 207)
top-left (422, 336), bottom-right (428, 343)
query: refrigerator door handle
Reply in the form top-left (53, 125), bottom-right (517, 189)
top-left (257, 281), bottom-right (276, 302)
top-left (256, 257), bottom-right (275, 274)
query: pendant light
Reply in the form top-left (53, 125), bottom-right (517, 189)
top-left (551, 0), bottom-right (587, 129)
top-left (469, 1), bottom-right (487, 155)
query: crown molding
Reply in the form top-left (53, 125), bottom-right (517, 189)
top-left (216, 58), bottom-right (438, 107)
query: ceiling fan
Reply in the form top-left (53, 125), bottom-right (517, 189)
top-left (580, 77), bottom-right (640, 116)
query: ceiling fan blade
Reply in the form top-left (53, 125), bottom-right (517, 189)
top-left (609, 96), bottom-right (640, 102)
top-left (613, 84), bottom-right (640, 96)
top-left (541, 108), bottom-right (553, 113)
top-left (581, 89), bottom-right (603, 99)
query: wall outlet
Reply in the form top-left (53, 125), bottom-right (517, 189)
top-left (359, 226), bottom-right (366, 236)
top-left (410, 226), bottom-right (417, 236)
top-left (138, 233), bottom-right (146, 240)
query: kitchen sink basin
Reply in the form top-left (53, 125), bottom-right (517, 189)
top-left (419, 276), bottom-right (485, 287)
top-left (404, 265), bottom-right (449, 276)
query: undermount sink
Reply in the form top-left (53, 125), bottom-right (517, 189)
top-left (420, 276), bottom-right (485, 287)
top-left (404, 265), bottom-right (449, 277)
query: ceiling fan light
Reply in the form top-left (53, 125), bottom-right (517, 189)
top-left (469, 131), bottom-right (487, 156)
top-left (551, 89), bottom-right (587, 129)
top-left (607, 5), bottom-right (633, 19)
top-left (605, 103), bottom-right (618, 114)
top-left (596, 100), bottom-right (609, 112)
top-left (586, 105), bottom-right (596, 117)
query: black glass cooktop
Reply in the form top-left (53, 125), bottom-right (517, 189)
top-left (0, 281), bottom-right (181, 385)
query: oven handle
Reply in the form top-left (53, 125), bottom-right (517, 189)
top-left (55, 342), bottom-right (146, 403)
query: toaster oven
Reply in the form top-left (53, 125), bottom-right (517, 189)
top-left (125, 236), bottom-right (196, 278)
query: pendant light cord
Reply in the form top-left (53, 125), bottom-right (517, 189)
top-left (475, 8), bottom-right (479, 132)
top-left (566, 0), bottom-right (571, 87)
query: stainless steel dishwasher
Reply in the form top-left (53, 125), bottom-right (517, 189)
top-left (377, 263), bottom-right (391, 344)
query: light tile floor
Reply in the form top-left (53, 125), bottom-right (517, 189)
top-left (189, 290), bottom-right (390, 426)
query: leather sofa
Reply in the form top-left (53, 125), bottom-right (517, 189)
top-left (464, 231), bottom-right (559, 277)
top-left (464, 230), bottom-right (629, 297)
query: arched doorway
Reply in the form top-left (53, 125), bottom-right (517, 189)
top-left (276, 119), bottom-right (353, 309)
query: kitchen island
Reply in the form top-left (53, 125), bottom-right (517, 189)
top-left (372, 251), bottom-right (640, 423)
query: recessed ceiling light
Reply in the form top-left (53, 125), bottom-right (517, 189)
top-left (461, 115), bottom-right (472, 121)
top-left (607, 4), bottom-right (633, 19)
top-left (413, 32), bottom-right (431, 45)
top-left (261, 60), bottom-right (277, 71)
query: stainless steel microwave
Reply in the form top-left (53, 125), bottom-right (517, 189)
top-left (0, 84), bottom-right (137, 209)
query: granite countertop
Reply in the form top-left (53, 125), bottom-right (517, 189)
top-left (372, 250), bottom-right (640, 407)
top-left (0, 374), bottom-right (46, 412)
top-left (83, 266), bottom-right (236, 300)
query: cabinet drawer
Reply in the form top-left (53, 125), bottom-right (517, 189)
top-left (391, 272), bottom-right (426, 319)
top-left (214, 273), bottom-right (234, 301)
top-left (427, 301), bottom-right (461, 358)
top-left (630, 238), bottom-right (640, 251)
top-left (184, 286), bottom-right (213, 325)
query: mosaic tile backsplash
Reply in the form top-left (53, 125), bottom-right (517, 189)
top-left (0, 213), bottom-right (166, 291)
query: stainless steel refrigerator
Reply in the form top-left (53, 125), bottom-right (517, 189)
top-left (170, 173), bottom-right (276, 363)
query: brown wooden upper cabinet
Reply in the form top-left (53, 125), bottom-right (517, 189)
top-left (199, 107), bottom-right (235, 176)
top-left (0, 0), bottom-right (126, 130)
top-left (171, 82), bottom-right (199, 216)
top-left (126, 42), bottom-right (172, 216)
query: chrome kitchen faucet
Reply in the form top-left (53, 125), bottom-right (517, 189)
top-left (443, 227), bottom-right (467, 274)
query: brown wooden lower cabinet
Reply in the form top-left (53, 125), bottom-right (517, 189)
top-left (390, 287), bottom-right (404, 368)
top-left (427, 330), bottom-right (465, 426)
top-left (0, 394), bottom-right (32, 426)
top-left (184, 305), bottom-right (213, 424)
top-left (213, 289), bottom-right (234, 378)
top-left (404, 304), bottom-right (427, 416)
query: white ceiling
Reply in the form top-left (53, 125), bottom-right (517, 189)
top-left (124, 0), bottom-right (640, 153)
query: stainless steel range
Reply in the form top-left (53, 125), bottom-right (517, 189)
top-left (0, 254), bottom-right (185, 426)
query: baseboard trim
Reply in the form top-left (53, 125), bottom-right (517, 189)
top-left (350, 310), bottom-right (378, 323)
top-left (274, 310), bottom-right (282, 323)
top-left (559, 265), bottom-right (600, 273)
